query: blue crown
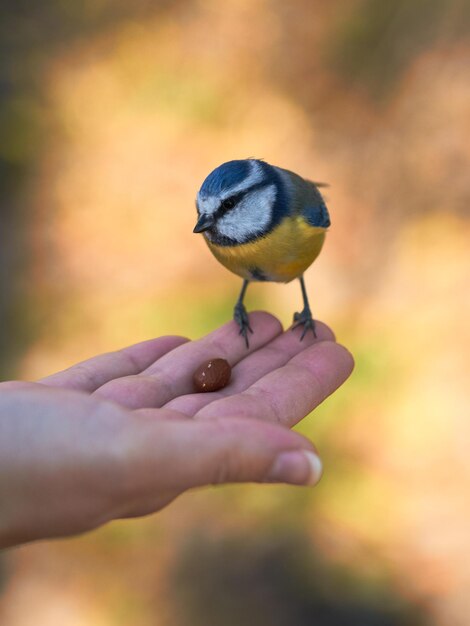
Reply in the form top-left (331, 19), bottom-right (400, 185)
top-left (199, 160), bottom-right (252, 197)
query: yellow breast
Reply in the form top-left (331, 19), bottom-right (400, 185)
top-left (205, 216), bottom-right (326, 283)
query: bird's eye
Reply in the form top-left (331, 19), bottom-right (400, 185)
top-left (222, 197), bottom-right (236, 210)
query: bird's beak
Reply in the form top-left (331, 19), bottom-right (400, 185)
top-left (193, 213), bottom-right (215, 233)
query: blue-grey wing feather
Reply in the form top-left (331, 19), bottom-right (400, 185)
top-left (275, 167), bottom-right (331, 228)
top-left (301, 183), bottom-right (330, 227)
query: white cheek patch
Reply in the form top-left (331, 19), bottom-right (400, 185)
top-left (217, 184), bottom-right (277, 242)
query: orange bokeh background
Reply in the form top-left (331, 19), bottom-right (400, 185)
top-left (0, 2), bottom-right (469, 625)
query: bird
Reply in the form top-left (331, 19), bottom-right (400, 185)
top-left (193, 158), bottom-right (330, 347)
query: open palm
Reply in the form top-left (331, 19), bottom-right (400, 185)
top-left (44, 311), bottom-right (352, 423)
top-left (0, 312), bottom-right (353, 547)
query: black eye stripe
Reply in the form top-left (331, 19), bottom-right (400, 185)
top-left (222, 196), bottom-right (236, 209)
top-left (216, 181), bottom-right (273, 217)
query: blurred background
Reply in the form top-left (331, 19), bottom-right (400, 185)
top-left (0, 1), bottom-right (469, 624)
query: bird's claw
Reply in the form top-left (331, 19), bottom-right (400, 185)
top-left (292, 308), bottom-right (316, 340)
top-left (234, 302), bottom-right (253, 348)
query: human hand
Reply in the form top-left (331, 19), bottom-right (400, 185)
top-left (0, 312), bottom-right (353, 548)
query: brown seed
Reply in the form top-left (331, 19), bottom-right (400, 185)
top-left (193, 358), bottom-right (232, 393)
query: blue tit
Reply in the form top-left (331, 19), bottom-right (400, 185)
top-left (193, 158), bottom-right (330, 347)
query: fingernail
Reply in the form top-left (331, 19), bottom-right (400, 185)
top-left (265, 450), bottom-right (323, 486)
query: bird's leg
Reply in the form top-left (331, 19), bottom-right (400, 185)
top-left (292, 275), bottom-right (317, 340)
top-left (233, 279), bottom-right (253, 348)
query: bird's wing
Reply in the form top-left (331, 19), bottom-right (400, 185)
top-left (306, 179), bottom-right (329, 188)
top-left (300, 179), bottom-right (331, 228)
top-left (277, 167), bottom-right (331, 228)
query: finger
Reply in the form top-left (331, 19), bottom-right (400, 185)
top-left (116, 415), bottom-right (323, 518)
top-left (194, 341), bottom-right (354, 426)
top-left (40, 336), bottom-right (188, 393)
top-left (94, 311), bottom-right (282, 409)
top-left (165, 320), bottom-right (335, 416)
top-left (0, 381), bottom-right (42, 391)
top-left (133, 407), bottom-right (192, 421)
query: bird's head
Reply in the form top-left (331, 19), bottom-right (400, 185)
top-left (194, 159), bottom-right (286, 246)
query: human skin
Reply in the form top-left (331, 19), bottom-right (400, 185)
top-left (0, 312), bottom-right (353, 549)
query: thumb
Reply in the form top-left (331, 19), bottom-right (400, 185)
top-left (121, 414), bottom-right (323, 498)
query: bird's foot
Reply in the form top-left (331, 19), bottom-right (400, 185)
top-left (292, 308), bottom-right (316, 340)
top-left (234, 302), bottom-right (253, 348)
